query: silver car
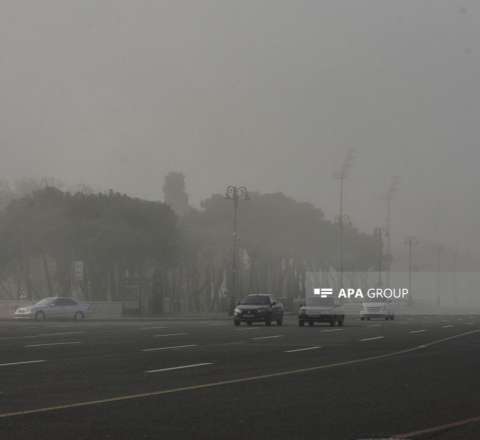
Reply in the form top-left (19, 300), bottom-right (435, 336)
top-left (14, 297), bottom-right (90, 321)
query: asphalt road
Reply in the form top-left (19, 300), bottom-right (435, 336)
top-left (0, 315), bottom-right (479, 440)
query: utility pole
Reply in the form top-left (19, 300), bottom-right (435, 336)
top-left (225, 185), bottom-right (249, 314)
top-left (384, 176), bottom-right (400, 287)
top-left (334, 149), bottom-right (354, 290)
top-left (404, 236), bottom-right (419, 306)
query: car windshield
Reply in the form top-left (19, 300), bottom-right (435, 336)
top-left (34, 298), bottom-right (55, 306)
top-left (240, 295), bottom-right (270, 305)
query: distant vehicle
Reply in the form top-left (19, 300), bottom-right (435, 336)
top-left (14, 297), bottom-right (90, 321)
top-left (233, 294), bottom-right (284, 326)
top-left (360, 302), bottom-right (394, 320)
top-left (298, 301), bottom-right (345, 327)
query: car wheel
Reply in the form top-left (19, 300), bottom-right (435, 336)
top-left (35, 311), bottom-right (46, 321)
top-left (338, 319), bottom-right (344, 327)
top-left (234, 319), bottom-right (241, 326)
top-left (265, 319), bottom-right (271, 326)
top-left (391, 315), bottom-right (395, 320)
top-left (360, 317), bottom-right (365, 321)
top-left (329, 319), bottom-right (335, 327)
top-left (247, 321), bottom-right (252, 326)
top-left (276, 318), bottom-right (283, 326)
top-left (74, 311), bottom-right (85, 321)
top-left (367, 317), bottom-right (371, 321)
top-left (299, 320), bottom-right (305, 327)
top-left (308, 321), bottom-right (314, 327)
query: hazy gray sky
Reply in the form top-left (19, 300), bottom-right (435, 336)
top-left (0, 1), bottom-right (479, 254)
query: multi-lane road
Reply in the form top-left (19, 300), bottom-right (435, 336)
top-left (1, 315), bottom-right (479, 439)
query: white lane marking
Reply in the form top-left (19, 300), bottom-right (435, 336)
top-left (145, 362), bottom-right (212, 374)
top-left (140, 326), bottom-right (167, 331)
top-left (409, 329), bottom-right (426, 334)
top-left (360, 336), bottom-right (384, 342)
top-left (0, 331), bottom-right (84, 341)
top-left (0, 360), bottom-right (46, 368)
top-left (442, 324), bottom-right (454, 328)
top-left (25, 341), bottom-right (81, 348)
top-left (285, 346), bottom-right (321, 353)
top-left (153, 333), bottom-right (188, 338)
top-left (322, 328), bottom-right (344, 333)
top-left (142, 344), bottom-right (197, 352)
top-left (0, 329), bottom-right (478, 419)
top-left (251, 335), bottom-right (284, 341)
top-left (393, 413), bottom-right (480, 439)
top-left (367, 324), bottom-right (382, 328)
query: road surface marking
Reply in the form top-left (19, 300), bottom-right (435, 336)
top-left (25, 341), bottom-right (81, 348)
top-left (142, 344), bottom-right (197, 352)
top-left (153, 333), bottom-right (188, 338)
top-left (1, 329), bottom-right (478, 419)
top-left (442, 325), bottom-right (454, 328)
top-left (409, 330), bottom-right (426, 334)
top-left (322, 328), bottom-right (344, 333)
top-left (367, 324), bottom-right (382, 328)
top-left (285, 346), bottom-right (321, 353)
top-left (0, 360), bottom-right (46, 368)
top-left (393, 414), bottom-right (480, 439)
top-left (145, 363), bottom-right (213, 374)
top-left (360, 336), bottom-right (384, 342)
top-left (251, 335), bottom-right (284, 341)
top-left (0, 331), bottom-right (85, 341)
top-left (235, 328), bottom-right (258, 331)
top-left (140, 326), bottom-right (167, 331)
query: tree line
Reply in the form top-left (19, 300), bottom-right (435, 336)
top-left (0, 175), bottom-right (379, 312)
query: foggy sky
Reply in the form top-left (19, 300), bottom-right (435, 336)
top-left (0, 1), bottom-right (479, 255)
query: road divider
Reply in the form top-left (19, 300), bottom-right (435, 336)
top-left (140, 326), bottom-right (167, 331)
top-left (251, 335), bottom-right (284, 341)
top-left (142, 344), bottom-right (197, 352)
top-left (25, 341), bottom-right (81, 348)
top-left (360, 336), bottom-right (384, 342)
top-left (0, 360), bottom-right (46, 368)
top-left (285, 346), bottom-right (321, 353)
top-left (145, 362), bottom-right (213, 374)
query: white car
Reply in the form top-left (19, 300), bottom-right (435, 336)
top-left (360, 302), bottom-right (394, 320)
top-left (14, 297), bottom-right (90, 321)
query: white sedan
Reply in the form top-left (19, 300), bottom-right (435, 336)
top-left (14, 297), bottom-right (90, 321)
top-left (360, 302), bottom-right (395, 320)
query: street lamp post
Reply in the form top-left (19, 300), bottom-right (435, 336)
top-left (374, 227), bottom-right (386, 288)
top-left (404, 236), bottom-right (419, 306)
top-left (334, 149), bottom-right (354, 290)
top-left (225, 185), bottom-right (249, 314)
top-left (384, 176), bottom-right (400, 287)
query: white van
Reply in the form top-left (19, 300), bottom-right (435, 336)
top-left (360, 302), bottom-right (394, 320)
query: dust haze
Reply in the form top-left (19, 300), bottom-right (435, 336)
top-left (0, 0), bottom-right (479, 257)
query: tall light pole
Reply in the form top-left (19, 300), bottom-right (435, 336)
top-left (374, 227), bottom-right (386, 288)
top-left (435, 244), bottom-right (444, 307)
top-left (384, 176), bottom-right (400, 287)
top-left (404, 236), bottom-right (419, 306)
top-left (225, 185), bottom-right (249, 313)
top-left (334, 149), bottom-right (354, 290)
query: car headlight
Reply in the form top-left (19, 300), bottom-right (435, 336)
top-left (234, 307), bottom-right (241, 315)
